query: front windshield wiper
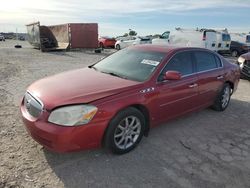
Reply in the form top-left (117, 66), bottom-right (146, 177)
top-left (101, 71), bottom-right (128, 80)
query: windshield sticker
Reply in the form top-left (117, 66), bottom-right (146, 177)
top-left (141, 59), bottom-right (160, 66)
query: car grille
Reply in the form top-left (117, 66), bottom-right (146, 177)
top-left (242, 60), bottom-right (250, 77)
top-left (24, 92), bottom-right (43, 118)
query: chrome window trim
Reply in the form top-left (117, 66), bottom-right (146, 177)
top-left (156, 49), bottom-right (224, 84)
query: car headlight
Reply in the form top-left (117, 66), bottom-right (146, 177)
top-left (48, 105), bottom-right (98, 126)
top-left (237, 56), bottom-right (245, 68)
top-left (238, 56), bottom-right (245, 64)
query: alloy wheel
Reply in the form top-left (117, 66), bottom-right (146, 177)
top-left (114, 116), bottom-right (141, 150)
top-left (222, 86), bottom-right (230, 109)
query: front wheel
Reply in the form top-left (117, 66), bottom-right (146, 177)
top-left (211, 83), bottom-right (231, 111)
top-left (116, 44), bottom-right (121, 50)
top-left (104, 107), bottom-right (145, 154)
top-left (231, 50), bottom-right (238, 57)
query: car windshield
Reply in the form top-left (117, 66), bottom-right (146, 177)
top-left (246, 35), bottom-right (250, 43)
top-left (92, 48), bottom-right (166, 82)
top-left (222, 34), bottom-right (231, 41)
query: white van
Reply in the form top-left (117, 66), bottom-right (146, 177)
top-left (152, 28), bottom-right (217, 51)
top-left (216, 31), bottom-right (231, 54)
top-left (230, 33), bottom-right (250, 46)
top-left (151, 31), bottom-right (170, 45)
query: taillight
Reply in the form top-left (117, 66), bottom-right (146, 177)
top-left (202, 31), bottom-right (206, 41)
top-left (242, 46), bottom-right (248, 50)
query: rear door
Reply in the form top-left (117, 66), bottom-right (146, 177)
top-left (193, 51), bottom-right (225, 107)
top-left (155, 51), bottom-right (199, 122)
top-left (205, 31), bottom-right (217, 51)
top-left (222, 33), bottom-right (231, 50)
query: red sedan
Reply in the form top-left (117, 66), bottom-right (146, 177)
top-left (21, 45), bottom-right (240, 154)
top-left (98, 37), bottom-right (116, 49)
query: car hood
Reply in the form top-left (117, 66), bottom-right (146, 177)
top-left (241, 52), bottom-right (250, 60)
top-left (28, 68), bottom-right (141, 110)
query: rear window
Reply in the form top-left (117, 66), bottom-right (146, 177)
top-left (222, 34), bottom-right (231, 41)
top-left (203, 30), bottom-right (216, 41)
top-left (194, 51), bottom-right (219, 72)
top-left (215, 56), bottom-right (222, 67)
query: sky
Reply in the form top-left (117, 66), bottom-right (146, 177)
top-left (0, 0), bottom-right (250, 36)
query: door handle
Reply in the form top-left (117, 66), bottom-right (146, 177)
top-left (189, 83), bottom-right (198, 88)
top-left (217, 75), bottom-right (224, 80)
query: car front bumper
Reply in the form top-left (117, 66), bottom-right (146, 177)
top-left (21, 101), bottom-right (109, 153)
top-left (241, 65), bottom-right (250, 79)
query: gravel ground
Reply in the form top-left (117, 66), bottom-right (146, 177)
top-left (0, 40), bottom-right (250, 188)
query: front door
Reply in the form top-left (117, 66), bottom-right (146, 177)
top-left (155, 51), bottom-right (199, 122)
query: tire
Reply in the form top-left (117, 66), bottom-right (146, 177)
top-left (116, 44), bottom-right (121, 50)
top-left (104, 107), bottom-right (145, 154)
top-left (231, 50), bottom-right (238, 57)
top-left (211, 83), bottom-right (231, 111)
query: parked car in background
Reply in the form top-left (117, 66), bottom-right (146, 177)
top-left (216, 31), bottom-right (231, 54)
top-left (237, 52), bottom-right (250, 79)
top-left (230, 41), bottom-right (249, 57)
top-left (115, 36), bottom-right (151, 50)
top-left (0, 34), bottom-right (5, 41)
top-left (19, 36), bottom-right (25, 41)
top-left (21, 45), bottom-right (240, 154)
top-left (152, 28), bottom-right (218, 51)
top-left (98, 37), bottom-right (116, 49)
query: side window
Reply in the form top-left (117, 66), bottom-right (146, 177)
top-left (162, 32), bottom-right (170, 39)
top-left (159, 51), bottom-right (194, 81)
top-left (194, 51), bottom-right (218, 72)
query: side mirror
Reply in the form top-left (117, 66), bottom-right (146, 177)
top-left (164, 71), bottom-right (182, 80)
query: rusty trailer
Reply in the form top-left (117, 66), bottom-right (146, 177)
top-left (26, 22), bottom-right (98, 51)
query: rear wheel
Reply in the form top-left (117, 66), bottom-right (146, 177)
top-left (212, 83), bottom-right (231, 111)
top-left (104, 107), bottom-right (145, 154)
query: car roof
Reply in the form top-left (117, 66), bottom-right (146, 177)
top-left (131, 44), bottom-right (211, 54)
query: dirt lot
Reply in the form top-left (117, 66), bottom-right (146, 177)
top-left (0, 40), bottom-right (250, 188)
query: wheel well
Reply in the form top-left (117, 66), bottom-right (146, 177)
top-left (130, 104), bottom-right (150, 136)
top-left (101, 104), bottom-right (150, 147)
top-left (225, 81), bottom-right (234, 94)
